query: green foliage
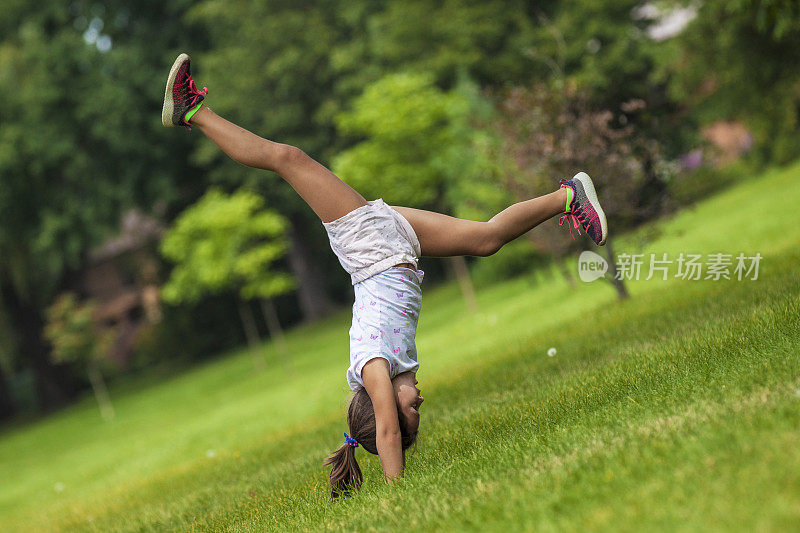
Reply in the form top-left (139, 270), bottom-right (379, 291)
top-left (482, 82), bottom-right (666, 258)
top-left (535, 0), bottom-right (658, 97)
top-left (468, 240), bottom-right (550, 288)
top-left (0, 1), bottom-right (204, 307)
top-left (333, 71), bottom-right (508, 218)
top-left (333, 72), bottom-right (463, 207)
top-left (666, 161), bottom-right (750, 206)
top-left (186, 0), bottom-right (347, 196)
top-left (44, 294), bottom-right (111, 366)
top-left (517, 0), bottom-right (687, 154)
top-left (160, 189), bottom-right (293, 305)
top-left (662, 0), bottom-right (800, 163)
top-left (0, 0), bottom-right (212, 412)
top-left (188, 0), bottom-right (549, 190)
top-left (330, 1), bottom-right (542, 90)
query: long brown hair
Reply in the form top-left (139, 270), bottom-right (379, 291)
top-left (324, 387), bottom-right (417, 499)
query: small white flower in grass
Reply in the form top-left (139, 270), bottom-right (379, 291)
top-left (547, 347), bottom-right (557, 357)
top-left (54, 482), bottom-right (65, 493)
top-left (206, 449), bottom-right (216, 458)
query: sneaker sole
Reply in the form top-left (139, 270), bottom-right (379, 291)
top-left (161, 53), bottom-right (189, 127)
top-left (573, 172), bottom-right (608, 245)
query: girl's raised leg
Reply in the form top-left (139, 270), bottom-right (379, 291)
top-left (189, 107), bottom-right (367, 222)
top-left (393, 189), bottom-right (568, 257)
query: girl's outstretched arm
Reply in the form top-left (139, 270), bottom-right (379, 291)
top-left (361, 358), bottom-right (404, 481)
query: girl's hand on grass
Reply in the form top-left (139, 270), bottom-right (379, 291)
top-left (362, 358), bottom-right (405, 481)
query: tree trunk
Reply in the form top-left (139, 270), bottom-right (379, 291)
top-left (449, 256), bottom-right (478, 313)
top-left (636, 151), bottom-right (670, 222)
top-left (237, 300), bottom-right (265, 371)
top-left (556, 260), bottom-right (577, 287)
top-left (87, 362), bottom-right (115, 421)
top-left (603, 237), bottom-right (630, 300)
top-left (260, 298), bottom-right (290, 360)
top-left (287, 220), bottom-right (334, 322)
top-left (0, 364), bottom-right (16, 421)
top-left (0, 281), bottom-right (73, 411)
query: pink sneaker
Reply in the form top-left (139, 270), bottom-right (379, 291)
top-left (161, 53), bottom-right (207, 129)
top-left (559, 172), bottom-right (608, 246)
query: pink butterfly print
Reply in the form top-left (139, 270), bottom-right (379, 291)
top-left (358, 305), bottom-right (365, 311)
top-left (357, 335), bottom-right (363, 341)
top-left (393, 347), bottom-right (401, 354)
top-left (393, 328), bottom-right (401, 333)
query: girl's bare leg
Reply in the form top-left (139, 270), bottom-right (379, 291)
top-left (189, 107), bottom-right (366, 222)
top-left (393, 189), bottom-right (568, 257)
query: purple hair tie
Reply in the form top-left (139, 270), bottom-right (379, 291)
top-left (344, 432), bottom-right (359, 447)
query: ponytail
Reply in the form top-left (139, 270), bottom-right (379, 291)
top-left (324, 387), bottom-right (418, 499)
top-left (324, 442), bottom-right (362, 499)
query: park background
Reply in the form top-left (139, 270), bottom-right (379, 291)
top-left (1, 1), bottom-right (799, 531)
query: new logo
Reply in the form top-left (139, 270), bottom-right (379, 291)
top-left (578, 250), bottom-right (608, 282)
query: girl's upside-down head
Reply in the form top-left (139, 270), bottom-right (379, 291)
top-left (324, 372), bottom-right (423, 499)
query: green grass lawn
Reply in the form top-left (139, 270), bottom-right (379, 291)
top-left (2, 163), bottom-right (799, 531)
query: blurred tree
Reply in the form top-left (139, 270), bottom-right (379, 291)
top-left (334, 72), bottom-right (465, 205)
top-left (334, 71), bottom-right (497, 311)
top-left (185, 0), bottom-right (564, 318)
top-left (0, 367), bottom-right (14, 420)
top-left (0, 0), bottom-right (209, 412)
top-left (329, 0), bottom-right (683, 288)
top-left (160, 189), bottom-right (293, 369)
top-left (0, 305), bottom-right (19, 418)
top-left (185, 0), bottom-right (362, 321)
top-left (44, 293), bottom-right (115, 421)
top-left (528, 1), bottom-right (662, 107)
top-left (526, 0), bottom-right (681, 220)
top-left (661, 0), bottom-right (800, 164)
top-left (329, 0), bottom-right (548, 94)
top-left (484, 82), bottom-right (668, 299)
top-left (329, 0), bottom-right (676, 150)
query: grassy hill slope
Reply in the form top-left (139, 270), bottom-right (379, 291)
top-left (1, 163), bottom-right (799, 531)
